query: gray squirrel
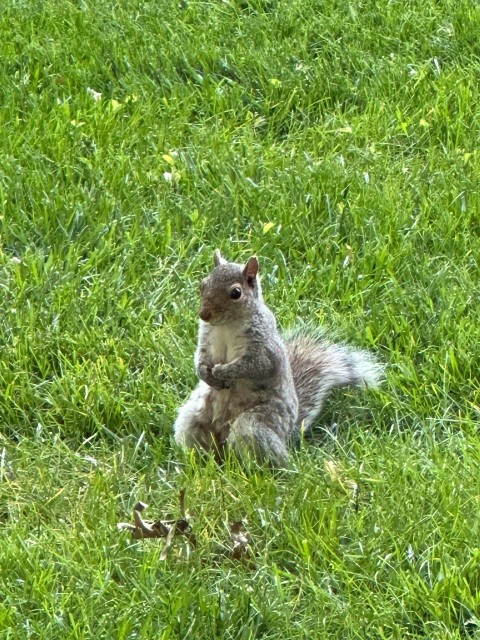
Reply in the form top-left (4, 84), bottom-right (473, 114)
top-left (174, 250), bottom-right (382, 465)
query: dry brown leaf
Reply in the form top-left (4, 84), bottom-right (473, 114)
top-left (160, 522), bottom-right (179, 561)
top-left (117, 490), bottom-right (196, 544)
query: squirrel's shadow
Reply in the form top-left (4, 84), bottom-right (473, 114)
top-left (294, 388), bottom-right (381, 450)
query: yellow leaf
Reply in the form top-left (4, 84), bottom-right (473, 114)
top-left (324, 460), bottom-right (343, 482)
top-left (162, 154), bottom-right (176, 166)
top-left (324, 459), bottom-right (358, 493)
top-left (263, 222), bottom-right (275, 234)
top-left (110, 99), bottom-right (122, 112)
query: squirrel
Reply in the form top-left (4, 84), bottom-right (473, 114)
top-left (173, 249), bottom-right (382, 466)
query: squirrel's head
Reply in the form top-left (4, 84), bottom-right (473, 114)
top-left (198, 249), bottom-right (263, 325)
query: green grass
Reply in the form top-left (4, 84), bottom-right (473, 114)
top-left (1, 0), bottom-right (480, 637)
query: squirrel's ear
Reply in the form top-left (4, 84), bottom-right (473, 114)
top-left (213, 249), bottom-right (226, 267)
top-left (243, 256), bottom-right (259, 287)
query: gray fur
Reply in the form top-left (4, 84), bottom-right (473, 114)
top-left (174, 251), bottom-right (382, 465)
top-left (285, 327), bottom-right (383, 431)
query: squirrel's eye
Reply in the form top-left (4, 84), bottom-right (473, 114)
top-left (230, 287), bottom-right (242, 300)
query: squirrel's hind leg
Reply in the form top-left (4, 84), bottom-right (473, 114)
top-left (227, 408), bottom-right (290, 467)
top-left (174, 383), bottom-right (216, 451)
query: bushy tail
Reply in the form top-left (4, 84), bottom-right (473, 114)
top-left (285, 328), bottom-right (383, 430)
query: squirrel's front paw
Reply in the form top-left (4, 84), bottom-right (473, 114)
top-left (198, 364), bottom-right (225, 389)
top-left (211, 364), bottom-right (231, 384)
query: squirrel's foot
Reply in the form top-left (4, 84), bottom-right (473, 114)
top-left (227, 411), bottom-right (289, 467)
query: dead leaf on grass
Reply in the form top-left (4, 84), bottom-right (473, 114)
top-left (117, 490), bottom-right (196, 555)
top-left (117, 491), bottom-right (256, 565)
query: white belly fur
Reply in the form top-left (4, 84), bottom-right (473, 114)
top-left (208, 325), bottom-right (248, 364)
top-left (206, 325), bottom-right (253, 433)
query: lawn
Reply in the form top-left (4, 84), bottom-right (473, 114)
top-left (1, 0), bottom-right (480, 637)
